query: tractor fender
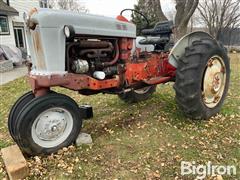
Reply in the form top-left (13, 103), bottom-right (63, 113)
top-left (169, 31), bottom-right (217, 68)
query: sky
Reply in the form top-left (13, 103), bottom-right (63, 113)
top-left (80, 0), bottom-right (175, 19)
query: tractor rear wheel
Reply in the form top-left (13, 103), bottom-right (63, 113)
top-left (119, 85), bottom-right (156, 103)
top-left (174, 38), bottom-right (230, 119)
top-left (14, 93), bottom-right (82, 155)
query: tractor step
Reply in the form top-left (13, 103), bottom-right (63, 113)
top-left (79, 105), bottom-right (93, 120)
top-left (143, 76), bottom-right (171, 85)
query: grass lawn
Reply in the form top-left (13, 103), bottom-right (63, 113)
top-left (0, 54), bottom-right (239, 179)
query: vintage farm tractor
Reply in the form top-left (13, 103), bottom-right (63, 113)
top-left (8, 8), bottom-right (230, 155)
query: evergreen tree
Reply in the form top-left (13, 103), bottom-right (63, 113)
top-left (132, 0), bottom-right (167, 35)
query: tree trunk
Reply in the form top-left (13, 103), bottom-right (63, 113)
top-left (154, 0), bottom-right (168, 21)
top-left (177, 24), bottom-right (188, 39)
top-left (175, 0), bottom-right (199, 39)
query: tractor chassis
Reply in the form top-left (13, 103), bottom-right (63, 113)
top-left (28, 52), bottom-right (176, 97)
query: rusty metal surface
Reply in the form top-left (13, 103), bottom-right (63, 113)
top-left (32, 30), bottom-right (46, 70)
top-left (29, 73), bottom-right (120, 92)
top-left (27, 8), bottom-right (38, 30)
top-left (119, 38), bottom-right (133, 62)
top-left (102, 41), bottom-right (119, 66)
top-left (143, 76), bottom-right (171, 85)
top-left (28, 43), bottom-right (176, 94)
top-left (78, 40), bottom-right (112, 49)
top-left (202, 55), bottom-right (226, 108)
top-left (79, 48), bottom-right (112, 58)
top-left (124, 53), bottom-right (176, 85)
top-left (27, 31), bottom-right (176, 95)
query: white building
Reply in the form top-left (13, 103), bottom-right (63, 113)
top-left (0, 0), bottom-right (46, 55)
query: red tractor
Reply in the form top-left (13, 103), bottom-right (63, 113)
top-left (8, 8), bottom-right (230, 155)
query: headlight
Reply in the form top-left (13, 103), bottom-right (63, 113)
top-left (63, 25), bottom-right (75, 39)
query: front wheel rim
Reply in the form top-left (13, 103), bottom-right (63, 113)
top-left (31, 107), bottom-right (73, 148)
top-left (202, 55), bottom-right (226, 108)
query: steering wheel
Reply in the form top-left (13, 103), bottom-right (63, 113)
top-left (120, 9), bottom-right (150, 29)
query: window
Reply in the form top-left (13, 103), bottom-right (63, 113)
top-left (0, 16), bottom-right (10, 35)
top-left (14, 27), bottom-right (26, 48)
top-left (39, 0), bottom-right (48, 8)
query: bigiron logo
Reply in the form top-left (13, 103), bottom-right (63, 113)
top-left (181, 161), bottom-right (237, 179)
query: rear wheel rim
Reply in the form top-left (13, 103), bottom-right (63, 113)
top-left (31, 107), bottom-right (73, 148)
top-left (202, 55), bottom-right (226, 108)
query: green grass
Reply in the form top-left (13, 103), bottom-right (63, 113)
top-left (0, 54), bottom-right (239, 179)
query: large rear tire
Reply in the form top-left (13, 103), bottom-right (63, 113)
top-left (118, 85), bottom-right (156, 103)
top-left (14, 93), bottom-right (82, 155)
top-left (174, 38), bottom-right (230, 119)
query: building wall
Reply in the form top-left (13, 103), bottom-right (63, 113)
top-left (0, 0), bottom-right (40, 55)
top-left (10, 0), bottom-right (40, 23)
top-left (0, 16), bottom-right (16, 47)
top-left (10, 0), bottom-right (40, 55)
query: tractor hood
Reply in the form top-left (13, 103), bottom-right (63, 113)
top-left (27, 8), bottom-right (136, 38)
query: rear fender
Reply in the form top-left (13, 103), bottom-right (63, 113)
top-left (169, 31), bottom-right (217, 68)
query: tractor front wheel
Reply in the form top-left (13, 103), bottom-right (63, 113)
top-left (119, 85), bottom-right (156, 103)
top-left (174, 38), bottom-right (230, 119)
top-left (14, 93), bottom-right (82, 155)
top-left (8, 91), bottom-right (35, 141)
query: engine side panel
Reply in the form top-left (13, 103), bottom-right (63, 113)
top-left (28, 26), bottom-right (66, 74)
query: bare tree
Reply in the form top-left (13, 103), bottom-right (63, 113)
top-left (58, 0), bottom-right (88, 12)
top-left (175, 0), bottom-right (199, 39)
top-left (198, 0), bottom-right (240, 40)
top-left (48, 0), bottom-right (88, 13)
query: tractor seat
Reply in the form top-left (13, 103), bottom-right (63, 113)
top-left (141, 20), bottom-right (174, 36)
top-left (139, 20), bottom-right (174, 46)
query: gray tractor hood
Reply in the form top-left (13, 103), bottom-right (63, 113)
top-left (29, 8), bottom-right (136, 38)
